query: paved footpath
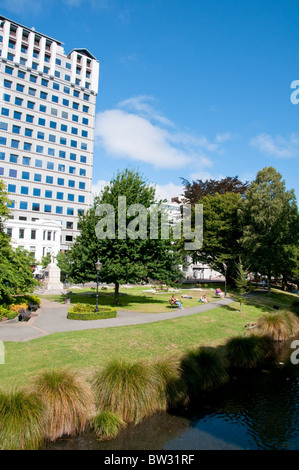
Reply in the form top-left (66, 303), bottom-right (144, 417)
top-left (0, 297), bottom-right (233, 342)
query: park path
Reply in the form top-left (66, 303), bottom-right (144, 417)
top-left (0, 297), bottom-right (233, 342)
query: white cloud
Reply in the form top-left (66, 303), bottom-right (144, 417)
top-left (95, 109), bottom-right (193, 169)
top-left (94, 95), bottom-right (230, 171)
top-left (154, 182), bottom-right (184, 202)
top-left (2, 0), bottom-right (44, 15)
top-left (118, 95), bottom-right (175, 127)
top-left (91, 179), bottom-right (109, 197)
top-left (251, 133), bottom-right (299, 158)
top-left (215, 132), bottom-right (233, 143)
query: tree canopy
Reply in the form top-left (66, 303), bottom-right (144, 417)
top-left (69, 169), bottom-right (183, 304)
top-left (0, 180), bottom-right (37, 302)
top-left (190, 192), bottom-right (243, 284)
top-left (239, 167), bottom-right (299, 291)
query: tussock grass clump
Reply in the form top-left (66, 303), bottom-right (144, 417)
top-left (92, 410), bottom-right (126, 441)
top-left (152, 355), bottom-right (188, 409)
top-left (92, 358), bottom-right (163, 424)
top-left (181, 347), bottom-right (229, 396)
top-left (31, 368), bottom-right (92, 441)
top-left (254, 311), bottom-right (299, 341)
top-left (225, 335), bottom-right (269, 369)
top-left (0, 389), bottom-right (45, 450)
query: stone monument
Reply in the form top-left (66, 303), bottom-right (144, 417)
top-left (43, 253), bottom-right (64, 291)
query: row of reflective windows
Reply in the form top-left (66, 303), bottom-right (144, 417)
top-left (7, 199), bottom-right (84, 216)
top-left (3, 77), bottom-right (91, 103)
top-left (0, 117), bottom-right (89, 138)
top-left (1, 105), bottom-right (89, 127)
top-left (0, 134), bottom-right (88, 152)
top-left (1, 167), bottom-right (87, 190)
top-left (7, 183), bottom-right (86, 197)
top-left (0, 152), bottom-right (87, 175)
top-left (0, 148), bottom-right (87, 164)
top-left (2, 82), bottom-right (90, 113)
top-left (1, 56), bottom-right (92, 88)
top-left (7, 188), bottom-right (85, 204)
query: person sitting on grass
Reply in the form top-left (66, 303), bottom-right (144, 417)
top-left (170, 295), bottom-right (184, 309)
top-left (199, 295), bottom-right (208, 303)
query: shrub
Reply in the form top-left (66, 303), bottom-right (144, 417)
top-left (0, 305), bottom-right (10, 320)
top-left (181, 347), bottom-right (229, 395)
top-left (225, 335), bottom-right (269, 369)
top-left (92, 410), bottom-right (126, 441)
top-left (12, 295), bottom-right (41, 307)
top-left (254, 311), bottom-right (299, 341)
top-left (9, 303), bottom-right (28, 313)
top-left (0, 389), bottom-right (45, 450)
top-left (92, 358), bottom-right (162, 424)
top-left (31, 368), bottom-right (92, 441)
top-left (67, 304), bottom-right (117, 320)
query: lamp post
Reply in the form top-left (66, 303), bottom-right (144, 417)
top-left (223, 263), bottom-right (227, 297)
top-left (95, 259), bottom-right (102, 312)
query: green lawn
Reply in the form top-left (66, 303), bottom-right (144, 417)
top-left (39, 285), bottom-right (222, 312)
top-left (0, 287), bottom-right (297, 390)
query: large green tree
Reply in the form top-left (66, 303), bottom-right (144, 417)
top-left (239, 167), bottom-right (299, 292)
top-left (186, 192), bottom-right (243, 285)
top-left (69, 169), bottom-right (183, 304)
top-left (0, 180), bottom-right (37, 302)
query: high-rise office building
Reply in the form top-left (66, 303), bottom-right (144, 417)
top-left (0, 15), bottom-right (99, 259)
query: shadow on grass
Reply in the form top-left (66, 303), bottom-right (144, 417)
top-left (66, 292), bottom-right (168, 308)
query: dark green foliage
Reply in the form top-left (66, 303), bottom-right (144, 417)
top-left (70, 169), bottom-right (183, 304)
top-left (239, 167), bottom-right (299, 291)
top-left (225, 335), bottom-right (271, 368)
top-left (187, 192), bottom-right (243, 285)
top-left (181, 347), bottom-right (229, 395)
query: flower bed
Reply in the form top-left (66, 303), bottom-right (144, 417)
top-left (67, 303), bottom-right (117, 321)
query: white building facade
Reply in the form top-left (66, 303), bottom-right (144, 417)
top-left (5, 218), bottom-right (61, 262)
top-left (0, 15), bottom-right (99, 256)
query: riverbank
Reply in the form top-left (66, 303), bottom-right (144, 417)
top-left (1, 288), bottom-right (297, 389)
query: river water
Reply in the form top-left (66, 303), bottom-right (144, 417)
top-left (46, 336), bottom-right (299, 451)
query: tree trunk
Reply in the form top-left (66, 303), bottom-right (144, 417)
top-left (114, 282), bottom-right (119, 305)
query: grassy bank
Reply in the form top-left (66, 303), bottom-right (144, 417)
top-left (1, 288), bottom-right (297, 389)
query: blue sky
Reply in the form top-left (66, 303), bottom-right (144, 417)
top-left (2, 0), bottom-right (299, 201)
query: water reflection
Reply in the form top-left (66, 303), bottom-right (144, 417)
top-left (46, 336), bottom-right (299, 451)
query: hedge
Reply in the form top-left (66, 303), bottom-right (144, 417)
top-left (67, 303), bottom-right (117, 321)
